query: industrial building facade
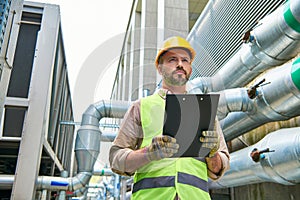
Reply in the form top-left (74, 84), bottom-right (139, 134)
top-left (111, 0), bottom-right (208, 101)
top-left (0, 1), bottom-right (76, 199)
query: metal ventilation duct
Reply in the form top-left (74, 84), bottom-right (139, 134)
top-left (209, 127), bottom-right (300, 189)
top-left (188, 0), bottom-right (300, 92)
top-left (222, 57), bottom-right (300, 141)
top-left (188, 0), bottom-right (285, 78)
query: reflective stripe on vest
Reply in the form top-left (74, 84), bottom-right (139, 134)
top-left (132, 93), bottom-right (210, 200)
top-left (132, 176), bottom-right (175, 193)
top-left (133, 172), bottom-right (208, 194)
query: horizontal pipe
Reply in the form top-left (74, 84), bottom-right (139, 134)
top-left (222, 57), bottom-right (300, 141)
top-left (101, 132), bottom-right (117, 142)
top-left (210, 127), bottom-right (300, 189)
top-left (0, 101), bottom-right (130, 194)
top-left (93, 168), bottom-right (114, 176)
top-left (217, 0), bottom-right (300, 89)
top-left (188, 0), bottom-right (300, 92)
top-left (0, 175), bottom-right (14, 190)
top-left (217, 88), bottom-right (254, 120)
top-left (0, 169), bottom-right (116, 190)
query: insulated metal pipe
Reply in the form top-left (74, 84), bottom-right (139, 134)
top-left (5, 128), bottom-right (297, 192)
top-left (189, 0), bottom-right (300, 92)
top-left (33, 100), bottom-right (130, 193)
top-left (187, 82), bottom-right (255, 120)
top-left (0, 169), bottom-right (115, 190)
top-left (219, 0), bottom-right (300, 88)
top-left (71, 100), bottom-right (130, 191)
top-left (0, 101), bottom-right (130, 193)
top-left (222, 57), bottom-right (300, 141)
top-left (209, 127), bottom-right (300, 189)
top-left (217, 88), bottom-right (254, 120)
top-left (0, 175), bottom-right (14, 190)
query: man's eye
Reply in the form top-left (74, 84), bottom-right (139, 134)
top-left (168, 58), bottom-right (177, 62)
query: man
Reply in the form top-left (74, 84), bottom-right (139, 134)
top-left (109, 36), bottom-right (230, 200)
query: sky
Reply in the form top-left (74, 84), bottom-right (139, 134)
top-left (29, 0), bottom-right (132, 101)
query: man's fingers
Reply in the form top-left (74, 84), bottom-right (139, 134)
top-left (162, 146), bottom-right (178, 154)
top-left (202, 130), bottom-right (218, 137)
top-left (202, 142), bottom-right (217, 149)
top-left (200, 136), bottom-right (218, 143)
top-left (162, 135), bottom-right (177, 143)
top-left (154, 136), bottom-right (178, 147)
top-left (164, 140), bottom-right (179, 149)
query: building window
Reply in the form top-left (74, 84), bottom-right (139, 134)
top-left (7, 13), bottom-right (41, 98)
top-left (2, 106), bottom-right (27, 137)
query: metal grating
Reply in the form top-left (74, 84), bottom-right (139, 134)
top-left (0, 0), bottom-right (11, 52)
top-left (188, 0), bottom-right (286, 78)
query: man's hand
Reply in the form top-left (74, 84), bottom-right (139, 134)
top-left (200, 122), bottom-right (220, 158)
top-left (144, 135), bottom-right (179, 161)
top-left (206, 153), bottom-right (223, 177)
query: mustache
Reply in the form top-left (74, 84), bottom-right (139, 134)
top-left (172, 66), bottom-right (187, 75)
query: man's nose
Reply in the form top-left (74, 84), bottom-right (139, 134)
top-left (177, 60), bottom-right (184, 67)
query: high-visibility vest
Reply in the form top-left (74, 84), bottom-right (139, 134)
top-left (132, 93), bottom-right (211, 200)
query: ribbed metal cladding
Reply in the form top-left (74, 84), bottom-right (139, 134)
top-left (188, 0), bottom-right (286, 78)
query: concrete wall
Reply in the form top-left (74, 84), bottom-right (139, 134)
top-left (112, 0), bottom-right (190, 100)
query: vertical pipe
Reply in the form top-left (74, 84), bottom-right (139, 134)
top-left (113, 174), bottom-right (121, 200)
top-left (58, 171), bottom-right (68, 200)
top-left (41, 190), bottom-right (47, 200)
top-left (121, 178), bottom-right (127, 200)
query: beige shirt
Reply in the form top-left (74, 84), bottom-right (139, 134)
top-left (109, 90), bottom-right (230, 180)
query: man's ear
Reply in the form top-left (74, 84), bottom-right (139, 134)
top-left (157, 65), bottom-right (162, 75)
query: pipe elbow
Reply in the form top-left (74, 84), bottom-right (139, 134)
top-left (217, 88), bottom-right (255, 120)
top-left (81, 103), bottom-right (104, 126)
top-left (69, 172), bottom-right (92, 192)
top-left (73, 187), bottom-right (88, 198)
top-left (187, 77), bottom-right (213, 93)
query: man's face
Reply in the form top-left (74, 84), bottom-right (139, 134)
top-left (158, 48), bottom-right (192, 86)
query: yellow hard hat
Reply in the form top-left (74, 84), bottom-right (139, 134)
top-left (155, 36), bottom-right (196, 68)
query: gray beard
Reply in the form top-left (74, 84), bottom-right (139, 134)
top-left (163, 73), bottom-right (189, 86)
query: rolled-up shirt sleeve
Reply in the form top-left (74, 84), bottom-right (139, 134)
top-left (109, 100), bottom-right (143, 176)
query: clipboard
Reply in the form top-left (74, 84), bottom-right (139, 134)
top-left (163, 94), bottom-right (220, 157)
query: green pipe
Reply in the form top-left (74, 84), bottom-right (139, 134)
top-left (291, 57), bottom-right (300, 91)
top-left (284, 0), bottom-right (300, 33)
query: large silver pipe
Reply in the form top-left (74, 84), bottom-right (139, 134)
top-left (0, 101), bottom-right (128, 193)
top-left (217, 88), bottom-right (254, 120)
top-left (3, 122), bottom-right (294, 193)
top-left (187, 80), bottom-right (255, 121)
top-left (70, 100), bottom-right (130, 191)
top-left (187, 81), bottom-right (255, 120)
top-left (222, 57), bottom-right (300, 141)
top-left (0, 169), bottom-right (115, 190)
top-left (210, 127), bottom-right (300, 189)
top-left (189, 0), bottom-right (300, 92)
top-left (0, 175), bottom-right (14, 190)
top-left (27, 100), bottom-right (130, 193)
